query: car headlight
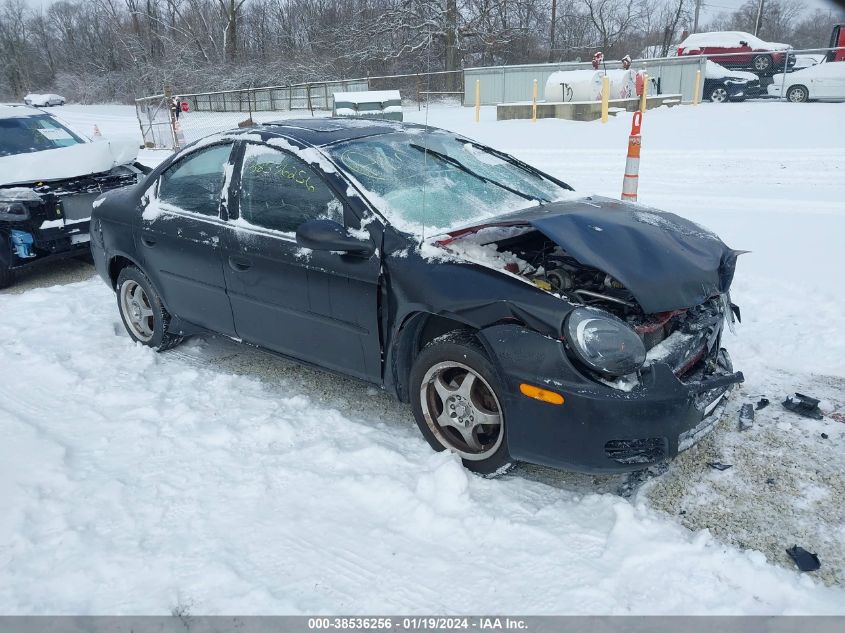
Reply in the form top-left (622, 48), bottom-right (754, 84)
top-left (563, 307), bottom-right (646, 377)
top-left (0, 190), bottom-right (41, 220)
top-left (0, 201), bottom-right (31, 220)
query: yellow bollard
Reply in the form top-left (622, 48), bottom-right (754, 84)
top-left (531, 79), bottom-right (538, 123)
top-left (474, 80), bottom-right (481, 123)
top-left (639, 72), bottom-right (649, 113)
top-left (693, 69), bottom-right (701, 106)
top-left (600, 76), bottom-right (610, 123)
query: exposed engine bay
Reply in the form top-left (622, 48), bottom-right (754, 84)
top-left (435, 224), bottom-right (737, 383)
top-left (0, 166), bottom-right (144, 268)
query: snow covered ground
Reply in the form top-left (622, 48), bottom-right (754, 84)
top-left (1, 101), bottom-right (844, 613)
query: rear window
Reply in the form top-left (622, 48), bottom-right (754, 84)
top-left (0, 114), bottom-right (85, 157)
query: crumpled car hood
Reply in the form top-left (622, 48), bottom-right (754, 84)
top-left (0, 137), bottom-right (139, 186)
top-left (464, 196), bottom-right (741, 314)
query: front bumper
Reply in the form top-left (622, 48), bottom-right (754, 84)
top-left (767, 83), bottom-right (783, 97)
top-left (479, 324), bottom-right (742, 473)
top-left (2, 169), bottom-right (139, 269)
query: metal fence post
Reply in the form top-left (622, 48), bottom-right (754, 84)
top-left (780, 49), bottom-right (790, 100)
top-left (164, 85), bottom-right (178, 150)
top-left (135, 99), bottom-right (147, 148)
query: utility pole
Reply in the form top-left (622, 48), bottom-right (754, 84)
top-left (549, 0), bottom-right (557, 62)
top-left (693, 0), bottom-right (701, 33)
top-left (754, 0), bottom-right (765, 36)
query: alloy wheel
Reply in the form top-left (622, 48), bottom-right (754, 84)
top-left (119, 280), bottom-right (155, 342)
top-left (753, 55), bottom-right (771, 72)
top-left (419, 361), bottom-right (504, 460)
top-left (787, 86), bottom-right (808, 103)
top-left (711, 87), bottom-right (728, 103)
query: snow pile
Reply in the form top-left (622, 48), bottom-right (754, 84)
top-left (705, 60), bottom-right (759, 81)
top-left (333, 90), bottom-right (401, 105)
top-left (5, 102), bottom-right (842, 611)
top-left (1, 279), bottom-right (844, 613)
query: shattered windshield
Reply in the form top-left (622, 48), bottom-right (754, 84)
top-left (326, 131), bottom-right (575, 235)
top-left (0, 114), bottom-right (85, 157)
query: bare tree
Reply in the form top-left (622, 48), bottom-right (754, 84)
top-left (1, 0), bottom-right (841, 103)
top-left (218, 0), bottom-right (248, 62)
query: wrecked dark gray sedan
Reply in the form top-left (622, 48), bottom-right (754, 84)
top-left (90, 118), bottom-right (744, 474)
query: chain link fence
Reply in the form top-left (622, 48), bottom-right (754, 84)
top-left (136, 46), bottom-right (843, 150)
top-left (136, 70), bottom-right (464, 150)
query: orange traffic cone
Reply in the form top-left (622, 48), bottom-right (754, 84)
top-left (621, 111), bottom-right (642, 202)
top-left (92, 124), bottom-right (103, 139)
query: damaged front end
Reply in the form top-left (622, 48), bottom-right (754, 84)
top-left (430, 197), bottom-right (744, 471)
top-left (0, 167), bottom-right (142, 270)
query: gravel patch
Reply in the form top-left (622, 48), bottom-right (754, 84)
top-left (8, 258), bottom-right (844, 587)
top-left (1, 257), bottom-right (96, 295)
top-left (644, 372), bottom-right (845, 587)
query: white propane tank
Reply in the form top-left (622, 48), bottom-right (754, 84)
top-left (605, 69), bottom-right (637, 99)
top-left (544, 70), bottom-right (604, 102)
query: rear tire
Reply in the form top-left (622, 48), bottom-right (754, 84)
top-left (116, 266), bottom-right (183, 351)
top-left (410, 331), bottom-right (513, 475)
top-left (786, 85), bottom-right (808, 103)
top-left (752, 54), bottom-right (772, 73)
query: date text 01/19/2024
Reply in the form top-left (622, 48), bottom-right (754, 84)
top-left (306, 617), bottom-right (529, 630)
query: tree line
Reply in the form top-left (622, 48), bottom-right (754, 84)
top-left (0, 0), bottom-right (841, 102)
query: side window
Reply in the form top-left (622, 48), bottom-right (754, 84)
top-left (238, 144), bottom-right (343, 234)
top-left (158, 143), bottom-right (233, 216)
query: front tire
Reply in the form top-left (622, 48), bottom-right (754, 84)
top-left (752, 54), bottom-right (772, 73)
top-left (786, 85), bottom-right (808, 103)
top-left (116, 266), bottom-right (183, 351)
top-left (410, 332), bottom-right (512, 475)
top-left (709, 85), bottom-right (729, 103)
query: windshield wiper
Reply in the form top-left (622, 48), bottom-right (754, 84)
top-left (468, 141), bottom-right (573, 191)
top-left (409, 143), bottom-right (548, 203)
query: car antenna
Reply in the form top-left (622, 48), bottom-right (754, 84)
top-left (419, 26), bottom-right (433, 247)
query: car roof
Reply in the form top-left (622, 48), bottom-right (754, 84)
top-left (254, 117), bottom-right (431, 147)
top-left (0, 103), bottom-right (45, 119)
top-left (680, 31), bottom-right (766, 48)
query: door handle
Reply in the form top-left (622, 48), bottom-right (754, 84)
top-left (140, 233), bottom-right (156, 247)
top-left (228, 256), bottom-right (252, 272)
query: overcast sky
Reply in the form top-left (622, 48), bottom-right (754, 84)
top-left (18, 0), bottom-right (845, 27)
top-left (697, 0), bottom-right (842, 21)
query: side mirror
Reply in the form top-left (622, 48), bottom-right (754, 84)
top-left (296, 219), bottom-right (373, 256)
top-left (739, 41), bottom-right (748, 47)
